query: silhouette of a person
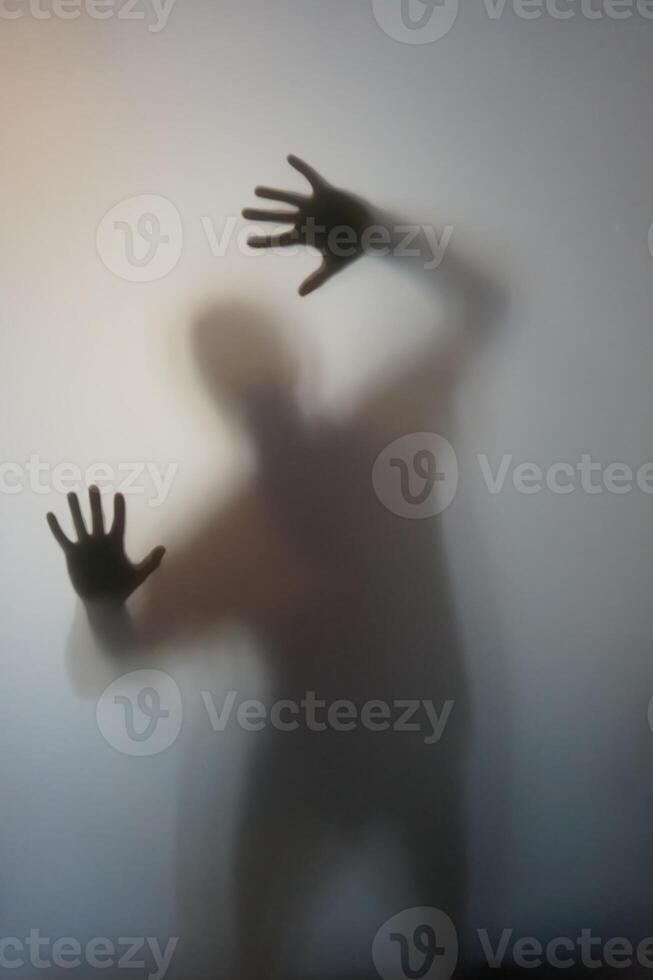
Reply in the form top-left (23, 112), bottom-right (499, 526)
top-left (48, 156), bottom-right (504, 980)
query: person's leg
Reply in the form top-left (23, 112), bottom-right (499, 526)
top-left (233, 743), bottom-right (330, 980)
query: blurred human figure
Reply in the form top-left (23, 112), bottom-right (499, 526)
top-left (47, 156), bottom-right (504, 980)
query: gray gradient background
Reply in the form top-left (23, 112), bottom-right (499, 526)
top-left (1, 0), bottom-right (653, 975)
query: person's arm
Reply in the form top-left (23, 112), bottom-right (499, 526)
top-left (47, 487), bottom-right (165, 653)
top-left (242, 154), bottom-right (503, 320)
top-left (242, 155), bottom-right (505, 431)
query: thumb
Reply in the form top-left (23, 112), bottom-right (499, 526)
top-left (134, 545), bottom-right (166, 586)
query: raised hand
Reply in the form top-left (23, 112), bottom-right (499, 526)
top-left (242, 155), bottom-right (372, 297)
top-left (47, 488), bottom-right (165, 604)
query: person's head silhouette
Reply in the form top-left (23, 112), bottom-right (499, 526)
top-left (192, 300), bottom-right (299, 411)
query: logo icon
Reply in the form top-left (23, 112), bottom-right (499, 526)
top-left (371, 0), bottom-right (459, 43)
top-left (373, 907), bottom-right (458, 980)
top-left (96, 194), bottom-right (183, 282)
top-left (373, 433), bottom-right (458, 519)
top-left (96, 669), bottom-right (183, 756)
